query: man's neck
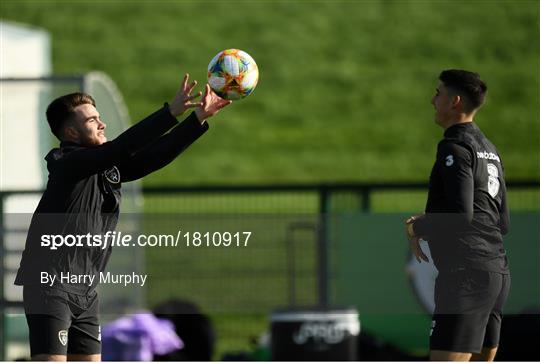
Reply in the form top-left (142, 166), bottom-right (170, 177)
top-left (443, 114), bottom-right (474, 131)
top-left (60, 138), bottom-right (81, 146)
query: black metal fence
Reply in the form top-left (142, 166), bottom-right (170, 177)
top-left (0, 181), bottom-right (539, 359)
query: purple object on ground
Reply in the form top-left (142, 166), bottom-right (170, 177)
top-left (102, 312), bottom-right (183, 361)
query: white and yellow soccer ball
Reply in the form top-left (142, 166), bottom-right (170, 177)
top-left (207, 49), bottom-right (259, 100)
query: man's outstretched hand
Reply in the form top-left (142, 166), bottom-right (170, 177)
top-left (195, 84), bottom-right (232, 123)
top-left (169, 74), bottom-right (203, 117)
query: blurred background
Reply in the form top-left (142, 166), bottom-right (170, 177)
top-left (1, 0), bottom-right (539, 361)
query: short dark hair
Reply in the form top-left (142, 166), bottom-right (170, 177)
top-left (439, 69), bottom-right (487, 113)
top-left (46, 92), bottom-right (96, 140)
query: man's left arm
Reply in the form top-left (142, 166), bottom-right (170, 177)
top-left (117, 112), bottom-right (208, 182)
top-left (499, 166), bottom-right (510, 235)
top-left (411, 141), bottom-right (474, 239)
top-left (117, 84), bottom-right (231, 182)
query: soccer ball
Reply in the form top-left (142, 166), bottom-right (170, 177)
top-left (207, 49), bottom-right (259, 100)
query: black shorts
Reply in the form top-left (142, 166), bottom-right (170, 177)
top-left (23, 286), bottom-right (101, 356)
top-left (430, 268), bottom-right (511, 353)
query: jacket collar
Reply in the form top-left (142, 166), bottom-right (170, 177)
top-left (444, 122), bottom-right (475, 138)
top-left (59, 140), bottom-right (84, 149)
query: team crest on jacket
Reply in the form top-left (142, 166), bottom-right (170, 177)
top-left (487, 163), bottom-right (500, 198)
top-left (104, 166), bottom-right (121, 184)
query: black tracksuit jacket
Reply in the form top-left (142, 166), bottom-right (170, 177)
top-left (15, 105), bottom-right (208, 294)
top-left (412, 122), bottom-right (510, 274)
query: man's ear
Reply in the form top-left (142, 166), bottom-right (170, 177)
top-left (63, 126), bottom-right (79, 142)
top-left (451, 95), bottom-right (462, 109)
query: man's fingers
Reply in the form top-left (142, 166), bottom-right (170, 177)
top-left (411, 244), bottom-right (422, 262)
top-left (181, 74), bottom-right (189, 90)
top-left (186, 92), bottom-right (202, 101)
top-left (410, 237), bottom-right (428, 263)
top-left (216, 99), bottom-right (232, 109)
top-left (187, 80), bottom-right (198, 93)
top-left (414, 249), bottom-right (423, 263)
top-left (418, 249), bottom-right (429, 262)
top-left (413, 241), bottom-right (429, 263)
top-left (208, 100), bottom-right (232, 114)
top-left (185, 102), bottom-right (203, 108)
top-left (418, 242), bottom-right (429, 262)
top-left (406, 215), bottom-right (420, 224)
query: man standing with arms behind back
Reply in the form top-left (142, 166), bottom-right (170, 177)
top-left (405, 70), bottom-right (510, 361)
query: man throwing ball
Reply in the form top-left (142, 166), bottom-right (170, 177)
top-left (405, 70), bottom-right (510, 361)
top-left (15, 75), bottom-right (231, 361)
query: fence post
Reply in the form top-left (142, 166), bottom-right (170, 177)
top-left (361, 186), bottom-right (371, 212)
top-left (318, 187), bottom-right (329, 307)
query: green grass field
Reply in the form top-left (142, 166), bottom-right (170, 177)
top-left (2, 0), bottom-right (539, 186)
top-left (2, 0), bottom-right (539, 360)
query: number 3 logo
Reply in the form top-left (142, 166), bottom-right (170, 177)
top-left (487, 163), bottom-right (500, 198)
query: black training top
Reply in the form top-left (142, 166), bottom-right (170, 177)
top-left (15, 105), bottom-right (208, 295)
top-left (413, 122), bottom-right (510, 274)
